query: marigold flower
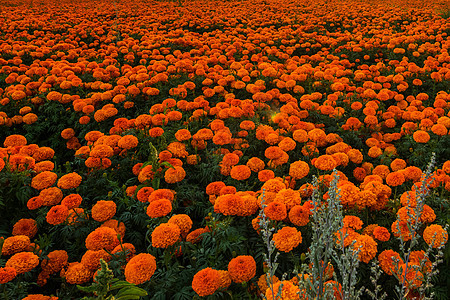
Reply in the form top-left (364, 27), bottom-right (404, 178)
top-left (230, 165), bottom-right (251, 180)
top-left (22, 295), bottom-right (58, 300)
top-left (164, 166), bottom-right (186, 183)
top-left (206, 181), bottom-right (226, 195)
top-left (412, 130), bottom-right (430, 143)
top-left (151, 223), bottom-right (181, 248)
top-left (215, 193), bottom-right (244, 216)
top-left (148, 189), bottom-right (175, 203)
top-left (3, 134), bottom-right (27, 147)
top-left (343, 215), bottom-right (363, 230)
top-left (264, 201), bottom-right (287, 221)
top-left (314, 155), bottom-right (337, 171)
top-left (41, 250), bottom-right (68, 275)
top-left (64, 262), bottom-right (94, 284)
top-left (31, 171), bottom-right (57, 190)
top-left (378, 250), bottom-right (403, 275)
top-left (167, 142), bottom-right (188, 158)
top-left (168, 214), bottom-right (193, 238)
top-left (5, 251), bottom-right (39, 274)
top-left (0, 267), bottom-right (17, 284)
top-left (288, 205), bottom-right (310, 226)
top-left (1, 235), bottom-right (31, 256)
top-left (81, 250), bottom-right (111, 270)
top-left (192, 267), bottom-right (221, 297)
top-left (61, 194), bottom-right (83, 209)
top-left (27, 196), bottom-right (44, 210)
top-left (353, 234), bottom-right (377, 263)
top-left (272, 226), bottom-right (302, 253)
top-left (12, 219), bottom-right (38, 238)
top-left (386, 171), bottom-right (405, 187)
top-left (57, 172), bottom-right (82, 189)
top-left (91, 200), bottom-right (116, 222)
top-left (40, 187), bottom-right (63, 206)
top-left (186, 227), bottom-right (209, 244)
top-left (227, 255), bottom-right (256, 283)
top-left (124, 253), bottom-right (156, 285)
top-left (288, 160), bottom-right (309, 179)
top-left (266, 280), bottom-right (300, 300)
top-left (146, 199), bottom-right (172, 218)
top-left (46, 205), bottom-right (69, 225)
top-left (85, 227), bottom-right (120, 251)
top-left (117, 135), bottom-right (139, 149)
top-left (373, 226), bottom-right (390, 242)
top-left (423, 224), bottom-right (448, 248)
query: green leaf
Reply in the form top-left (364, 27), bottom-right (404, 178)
top-left (110, 280), bottom-right (136, 290)
top-left (115, 286), bottom-right (148, 299)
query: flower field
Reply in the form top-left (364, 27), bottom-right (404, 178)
top-left (1, 0), bottom-right (450, 299)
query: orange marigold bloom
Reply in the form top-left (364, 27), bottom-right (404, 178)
top-left (12, 219), bottom-right (38, 238)
top-left (412, 130), bottom-right (430, 143)
top-left (192, 268), bottom-right (221, 297)
top-left (61, 194), bottom-right (83, 209)
top-left (373, 226), bottom-right (390, 242)
top-left (151, 223), bottom-right (181, 248)
top-left (164, 166), bottom-right (186, 184)
top-left (222, 153), bottom-right (239, 166)
top-left (3, 134), bottom-right (27, 147)
top-left (101, 219), bottom-right (126, 239)
top-left (125, 253), bottom-right (157, 285)
top-left (5, 251), bottom-right (39, 274)
top-left (148, 189), bottom-right (175, 203)
top-left (146, 199), bottom-right (172, 218)
top-left (186, 227), bottom-right (209, 244)
top-left (168, 214), bottom-right (193, 238)
top-left (215, 193), bottom-right (244, 216)
top-left (46, 205), bottom-right (69, 225)
top-left (85, 227), bottom-right (120, 251)
top-left (61, 128), bottom-right (75, 140)
top-left (246, 157), bottom-right (265, 172)
top-left (81, 250), bottom-right (111, 270)
top-left (266, 280), bottom-right (300, 300)
top-left (343, 215), bottom-right (363, 230)
top-left (41, 250), bottom-right (68, 275)
top-left (1, 235), bottom-right (31, 256)
top-left (91, 200), bottom-right (116, 222)
top-left (386, 171), bottom-right (405, 187)
top-left (272, 226), bottom-right (302, 253)
top-left (64, 262), bottom-right (94, 284)
top-left (353, 234), bottom-right (377, 263)
top-left (167, 142), bottom-right (188, 158)
top-left (378, 249), bottom-right (403, 275)
top-left (31, 171), bottom-right (57, 190)
top-left (420, 205), bottom-right (436, 223)
top-left (57, 172), bottom-right (82, 189)
top-left (258, 170), bottom-right (275, 182)
top-left (206, 181), bottom-right (226, 195)
top-left (264, 201), bottom-right (287, 221)
top-left (27, 196), bottom-right (44, 210)
top-left (230, 165), bottom-right (251, 180)
top-left (0, 267), bottom-right (17, 284)
top-left (289, 160), bottom-right (309, 179)
top-left (227, 255), bottom-right (256, 283)
top-left (118, 135), bottom-right (139, 149)
top-left (423, 224), bottom-right (448, 248)
top-left (288, 205), bottom-right (311, 227)
top-left (40, 187), bottom-right (63, 206)
top-left (90, 144), bottom-right (114, 158)
top-left (314, 155), bottom-right (337, 171)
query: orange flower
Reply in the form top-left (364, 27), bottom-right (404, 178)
top-left (215, 193), bottom-right (244, 216)
top-left (91, 200), bottom-right (116, 222)
top-left (81, 250), bottom-right (111, 270)
top-left (288, 160), bottom-right (309, 179)
top-left (40, 187), bottom-right (63, 206)
top-left (186, 227), bottom-right (209, 244)
top-left (353, 234), bottom-right (377, 263)
top-left (46, 205), bottom-right (69, 225)
top-left (61, 194), bottom-right (83, 209)
top-left (386, 171), bottom-right (405, 187)
top-left (12, 219), bottom-right (38, 238)
top-left (118, 135), bottom-right (139, 149)
top-left (3, 134), bottom-right (27, 147)
top-left (272, 226), bottom-right (302, 253)
top-left (85, 227), bottom-right (120, 251)
top-left (146, 199), bottom-right (172, 218)
top-left (63, 262), bottom-right (94, 284)
top-left (227, 255), bottom-right (256, 283)
top-left (151, 223), bottom-right (181, 248)
top-left (167, 141), bottom-right (188, 158)
top-left (1, 235), bottom-right (31, 256)
top-left (288, 205), bottom-right (311, 226)
top-left (423, 224), bottom-right (448, 248)
top-left (164, 166), bottom-right (186, 183)
top-left (314, 155), bottom-right (337, 171)
top-left (5, 251), bottom-right (39, 274)
top-left (175, 129), bottom-right (192, 141)
top-left (125, 253), bottom-right (157, 285)
top-left (343, 215), bottom-right (363, 230)
top-left (230, 165), bottom-right (251, 180)
top-left (192, 268), bottom-right (221, 297)
top-left (57, 172), bottom-right (82, 189)
top-left (246, 157), bottom-right (265, 172)
top-left (0, 267), bottom-right (17, 284)
top-left (264, 201), bottom-right (287, 221)
top-left (412, 130), bottom-right (430, 143)
top-left (265, 280), bottom-right (300, 300)
top-left (373, 226), bottom-right (390, 242)
top-left (41, 250), bottom-right (68, 275)
top-left (31, 171), bottom-right (57, 190)
top-left (27, 196), bottom-right (44, 210)
top-left (168, 214), bottom-right (193, 238)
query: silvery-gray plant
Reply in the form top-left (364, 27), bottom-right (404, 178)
top-left (302, 170), bottom-right (363, 300)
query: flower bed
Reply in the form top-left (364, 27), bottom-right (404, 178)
top-left (0, 0), bottom-right (449, 299)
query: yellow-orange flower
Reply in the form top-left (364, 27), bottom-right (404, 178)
top-left (91, 200), bottom-right (116, 222)
top-left (5, 251), bottom-right (39, 274)
top-left (227, 255), bottom-right (256, 283)
top-left (151, 223), bottom-right (181, 248)
top-left (272, 226), bottom-right (302, 253)
top-left (192, 268), bottom-right (221, 297)
top-left (423, 224), bottom-right (448, 248)
top-left (57, 172), bottom-right (82, 189)
top-left (124, 253), bottom-right (157, 285)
